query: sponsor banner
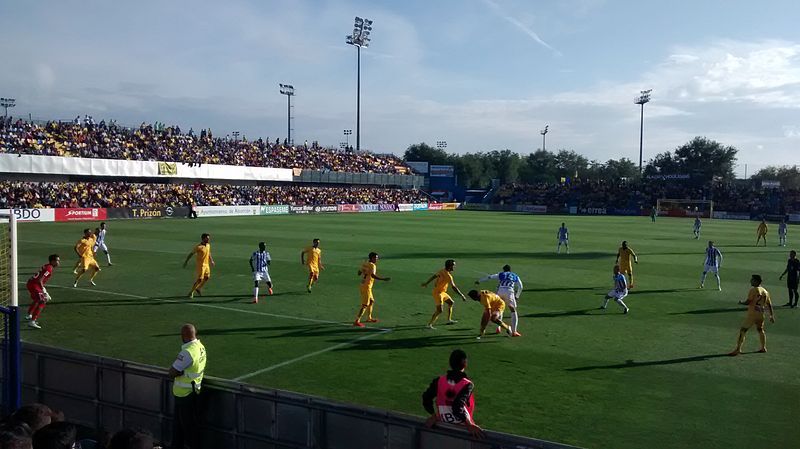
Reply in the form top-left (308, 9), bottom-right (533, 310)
top-left (158, 162), bottom-right (178, 175)
top-left (313, 205), bottom-right (338, 213)
top-left (261, 205), bottom-right (290, 215)
top-left (358, 204), bottom-right (381, 213)
top-left (645, 174), bottom-right (691, 180)
top-left (762, 214), bottom-right (787, 222)
top-left (761, 180), bottom-right (780, 189)
top-left (289, 205), bottom-right (315, 214)
top-left (337, 204), bottom-right (359, 213)
top-left (569, 206), bottom-right (578, 215)
top-left (442, 203), bottom-right (459, 210)
top-left (195, 205), bottom-right (260, 217)
top-left (406, 161), bottom-right (429, 174)
top-left (516, 205), bottom-right (547, 214)
top-left (106, 207), bottom-right (189, 219)
top-left (430, 165), bottom-right (455, 177)
top-left (413, 203), bottom-right (429, 211)
top-left (428, 203), bottom-right (444, 211)
top-left (789, 213), bottom-right (800, 223)
top-left (712, 211), bottom-right (751, 220)
top-left (55, 208), bottom-right (107, 222)
top-left (580, 207), bottom-right (607, 215)
top-left (462, 203), bottom-right (491, 211)
top-left (397, 203), bottom-right (414, 212)
top-left (0, 208), bottom-right (55, 223)
top-left (608, 208), bottom-right (641, 216)
top-left (379, 204), bottom-right (397, 212)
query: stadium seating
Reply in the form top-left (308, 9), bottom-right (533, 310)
top-left (0, 181), bottom-right (427, 208)
top-left (0, 117), bottom-right (410, 174)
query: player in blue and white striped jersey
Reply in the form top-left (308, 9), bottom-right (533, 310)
top-left (249, 242), bottom-right (272, 303)
top-left (476, 265), bottom-right (524, 336)
top-left (693, 217), bottom-right (702, 239)
top-left (92, 222), bottom-right (112, 266)
top-left (601, 265), bottom-right (630, 314)
top-left (556, 222), bottom-right (569, 254)
top-left (700, 240), bottom-right (723, 291)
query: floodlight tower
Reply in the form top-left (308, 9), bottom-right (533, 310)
top-left (343, 129), bottom-right (352, 148)
top-left (279, 84), bottom-right (295, 146)
top-left (346, 16), bottom-right (373, 152)
top-left (634, 89), bottom-right (652, 174)
top-left (540, 124), bottom-right (549, 152)
top-left (436, 140), bottom-right (447, 150)
top-left (0, 98), bottom-right (16, 118)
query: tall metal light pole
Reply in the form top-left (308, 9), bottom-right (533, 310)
top-left (279, 84), bottom-right (295, 146)
top-left (540, 124), bottom-right (549, 152)
top-left (0, 98), bottom-right (16, 118)
top-left (346, 16), bottom-right (373, 153)
top-left (343, 129), bottom-right (352, 148)
top-left (634, 89), bottom-right (652, 174)
top-left (231, 131), bottom-right (240, 142)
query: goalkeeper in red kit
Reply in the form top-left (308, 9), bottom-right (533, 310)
top-left (26, 254), bottom-right (60, 329)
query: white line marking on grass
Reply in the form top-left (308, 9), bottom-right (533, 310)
top-left (23, 283), bottom-right (390, 330)
top-left (233, 329), bottom-right (392, 381)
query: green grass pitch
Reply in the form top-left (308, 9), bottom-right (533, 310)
top-left (16, 212), bottom-right (800, 449)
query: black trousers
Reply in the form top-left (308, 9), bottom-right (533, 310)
top-left (172, 393), bottom-right (200, 449)
top-left (188, 210), bottom-right (198, 219)
top-left (789, 279), bottom-right (799, 306)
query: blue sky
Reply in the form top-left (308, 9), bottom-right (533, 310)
top-left (2, 0), bottom-right (800, 172)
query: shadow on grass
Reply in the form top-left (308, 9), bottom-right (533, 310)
top-left (565, 353), bottom-right (730, 371)
top-left (668, 307), bottom-right (742, 315)
top-left (384, 251), bottom-right (611, 261)
top-left (341, 332), bottom-right (497, 351)
top-left (628, 288), bottom-right (699, 295)
top-left (524, 308), bottom-right (600, 318)
top-left (522, 286), bottom-right (602, 293)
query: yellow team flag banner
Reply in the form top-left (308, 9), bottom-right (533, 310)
top-left (158, 162), bottom-right (178, 175)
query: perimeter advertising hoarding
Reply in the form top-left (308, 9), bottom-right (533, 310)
top-left (358, 204), bottom-right (381, 212)
top-left (441, 203), bottom-right (459, 210)
top-left (314, 205), bottom-right (338, 213)
top-left (412, 203), bottom-right (429, 211)
top-left (516, 205), bottom-right (547, 214)
top-left (54, 208), bottom-right (108, 222)
top-left (379, 204), bottom-right (397, 212)
top-left (428, 203), bottom-right (444, 211)
top-left (106, 207), bottom-right (189, 219)
top-left (397, 204), bottom-right (414, 212)
top-left (429, 165), bottom-right (455, 177)
top-left (0, 208), bottom-right (55, 222)
top-left (289, 205), bottom-right (314, 214)
top-left (195, 205), bottom-right (260, 217)
top-left (406, 161), bottom-right (429, 174)
top-left (261, 205), bottom-right (290, 215)
top-left (337, 204), bottom-right (359, 213)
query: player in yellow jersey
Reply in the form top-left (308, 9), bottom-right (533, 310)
top-left (301, 238), bottom-right (324, 293)
top-left (467, 290), bottom-right (511, 339)
top-left (73, 228), bottom-right (101, 287)
top-left (422, 259), bottom-right (467, 329)
top-left (615, 240), bottom-right (638, 288)
top-left (353, 252), bottom-right (390, 327)
top-left (756, 219), bottom-right (768, 247)
top-left (729, 274), bottom-right (775, 356)
top-left (183, 233), bottom-right (214, 298)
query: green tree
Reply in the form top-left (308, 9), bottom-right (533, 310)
top-left (751, 165), bottom-right (800, 189)
top-left (486, 149), bottom-right (521, 184)
top-left (403, 143), bottom-right (450, 165)
top-left (644, 137), bottom-right (738, 181)
top-left (454, 152), bottom-right (496, 188)
top-left (519, 150), bottom-right (558, 183)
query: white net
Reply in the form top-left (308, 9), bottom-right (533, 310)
top-left (0, 217), bottom-right (10, 310)
top-left (656, 199), bottom-right (714, 219)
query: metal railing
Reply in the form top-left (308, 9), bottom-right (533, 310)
top-left (12, 342), bottom-right (580, 449)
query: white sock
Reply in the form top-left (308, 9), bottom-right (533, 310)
top-left (602, 297), bottom-right (610, 308)
top-left (615, 298), bottom-right (628, 310)
top-left (253, 286), bottom-right (259, 297)
top-left (511, 310), bottom-right (519, 333)
top-left (714, 274), bottom-right (721, 288)
top-left (105, 252), bottom-right (111, 264)
top-left (700, 272), bottom-right (707, 284)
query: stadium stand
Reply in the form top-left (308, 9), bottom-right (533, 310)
top-left (493, 180), bottom-right (800, 216)
top-left (0, 181), bottom-right (428, 208)
top-left (0, 116), bottom-right (410, 174)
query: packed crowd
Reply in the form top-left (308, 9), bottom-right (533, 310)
top-left (493, 179), bottom-right (800, 214)
top-left (0, 181), bottom-right (428, 209)
top-left (0, 402), bottom-right (157, 448)
top-left (0, 117), bottom-right (409, 174)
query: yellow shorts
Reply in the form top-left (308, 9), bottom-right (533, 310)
top-left (741, 313), bottom-right (765, 329)
top-left (308, 265), bottom-right (320, 278)
top-left (360, 286), bottom-right (374, 305)
top-left (195, 265), bottom-right (211, 280)
top-left (433, 292), bottom-right (452, 306)
top-left (80, 257), bottom-right (100, 271)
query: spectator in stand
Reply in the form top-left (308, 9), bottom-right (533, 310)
top-left (31, 422), bottom-right (77, 449)
top-left (0, 118), bottom-right (410, 174)
top-left (6, 404), bottom-right (62, 434)
top-left (107, 428), bottom-right (156, 449)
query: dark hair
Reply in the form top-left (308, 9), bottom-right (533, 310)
top-left (100, 222), bottom-right (106, 226)
top-left (752, 274), bottom-right (763, 285)
top-left (31, 422), bottom-right (76, 449)
top-left (9, 404), bottom-right (52, 433)
top-left (258, 241), bottom-right (266, 249)
top-left (368, 252), bottom-right (378, 260)
top-left (83, 229), bottom-right (90, 234)
top-left (0, 429), bottom-right (32, 449)
top-left (467, 290), bottom-right (479, 300)
top-left (201, 233), bottom-right (210, 240)
top-left (502, 264), bottom-right (511, 272)
top-left (48, 254), bottom-right (59, 263)
top-left (108, 428), bottom-right (154, 449)
top-left (444, 259), bottom-right (455, 269)
top-left (449, 349), bottom-right (468, 371)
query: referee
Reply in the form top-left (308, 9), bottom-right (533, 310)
top-left (779, 250), bottom-right (800, 308)
top-left (168, 323), bottom-right (207, 449)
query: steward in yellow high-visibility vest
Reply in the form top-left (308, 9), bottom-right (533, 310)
top-left (169, 323), bottom-right (207, 449)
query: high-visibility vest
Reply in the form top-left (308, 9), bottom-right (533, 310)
top-left (435, 375), bottom-right (475, 424)
top-left (173, 340), bottom-right (206, 398)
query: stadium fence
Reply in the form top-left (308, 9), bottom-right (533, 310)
top-left (8, 342), bottom-right (581, 449)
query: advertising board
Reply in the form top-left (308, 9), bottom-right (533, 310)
top-left (54, 208), bottom-right (107, 222)
top-left (0, 208), bottom-right (55, 222)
